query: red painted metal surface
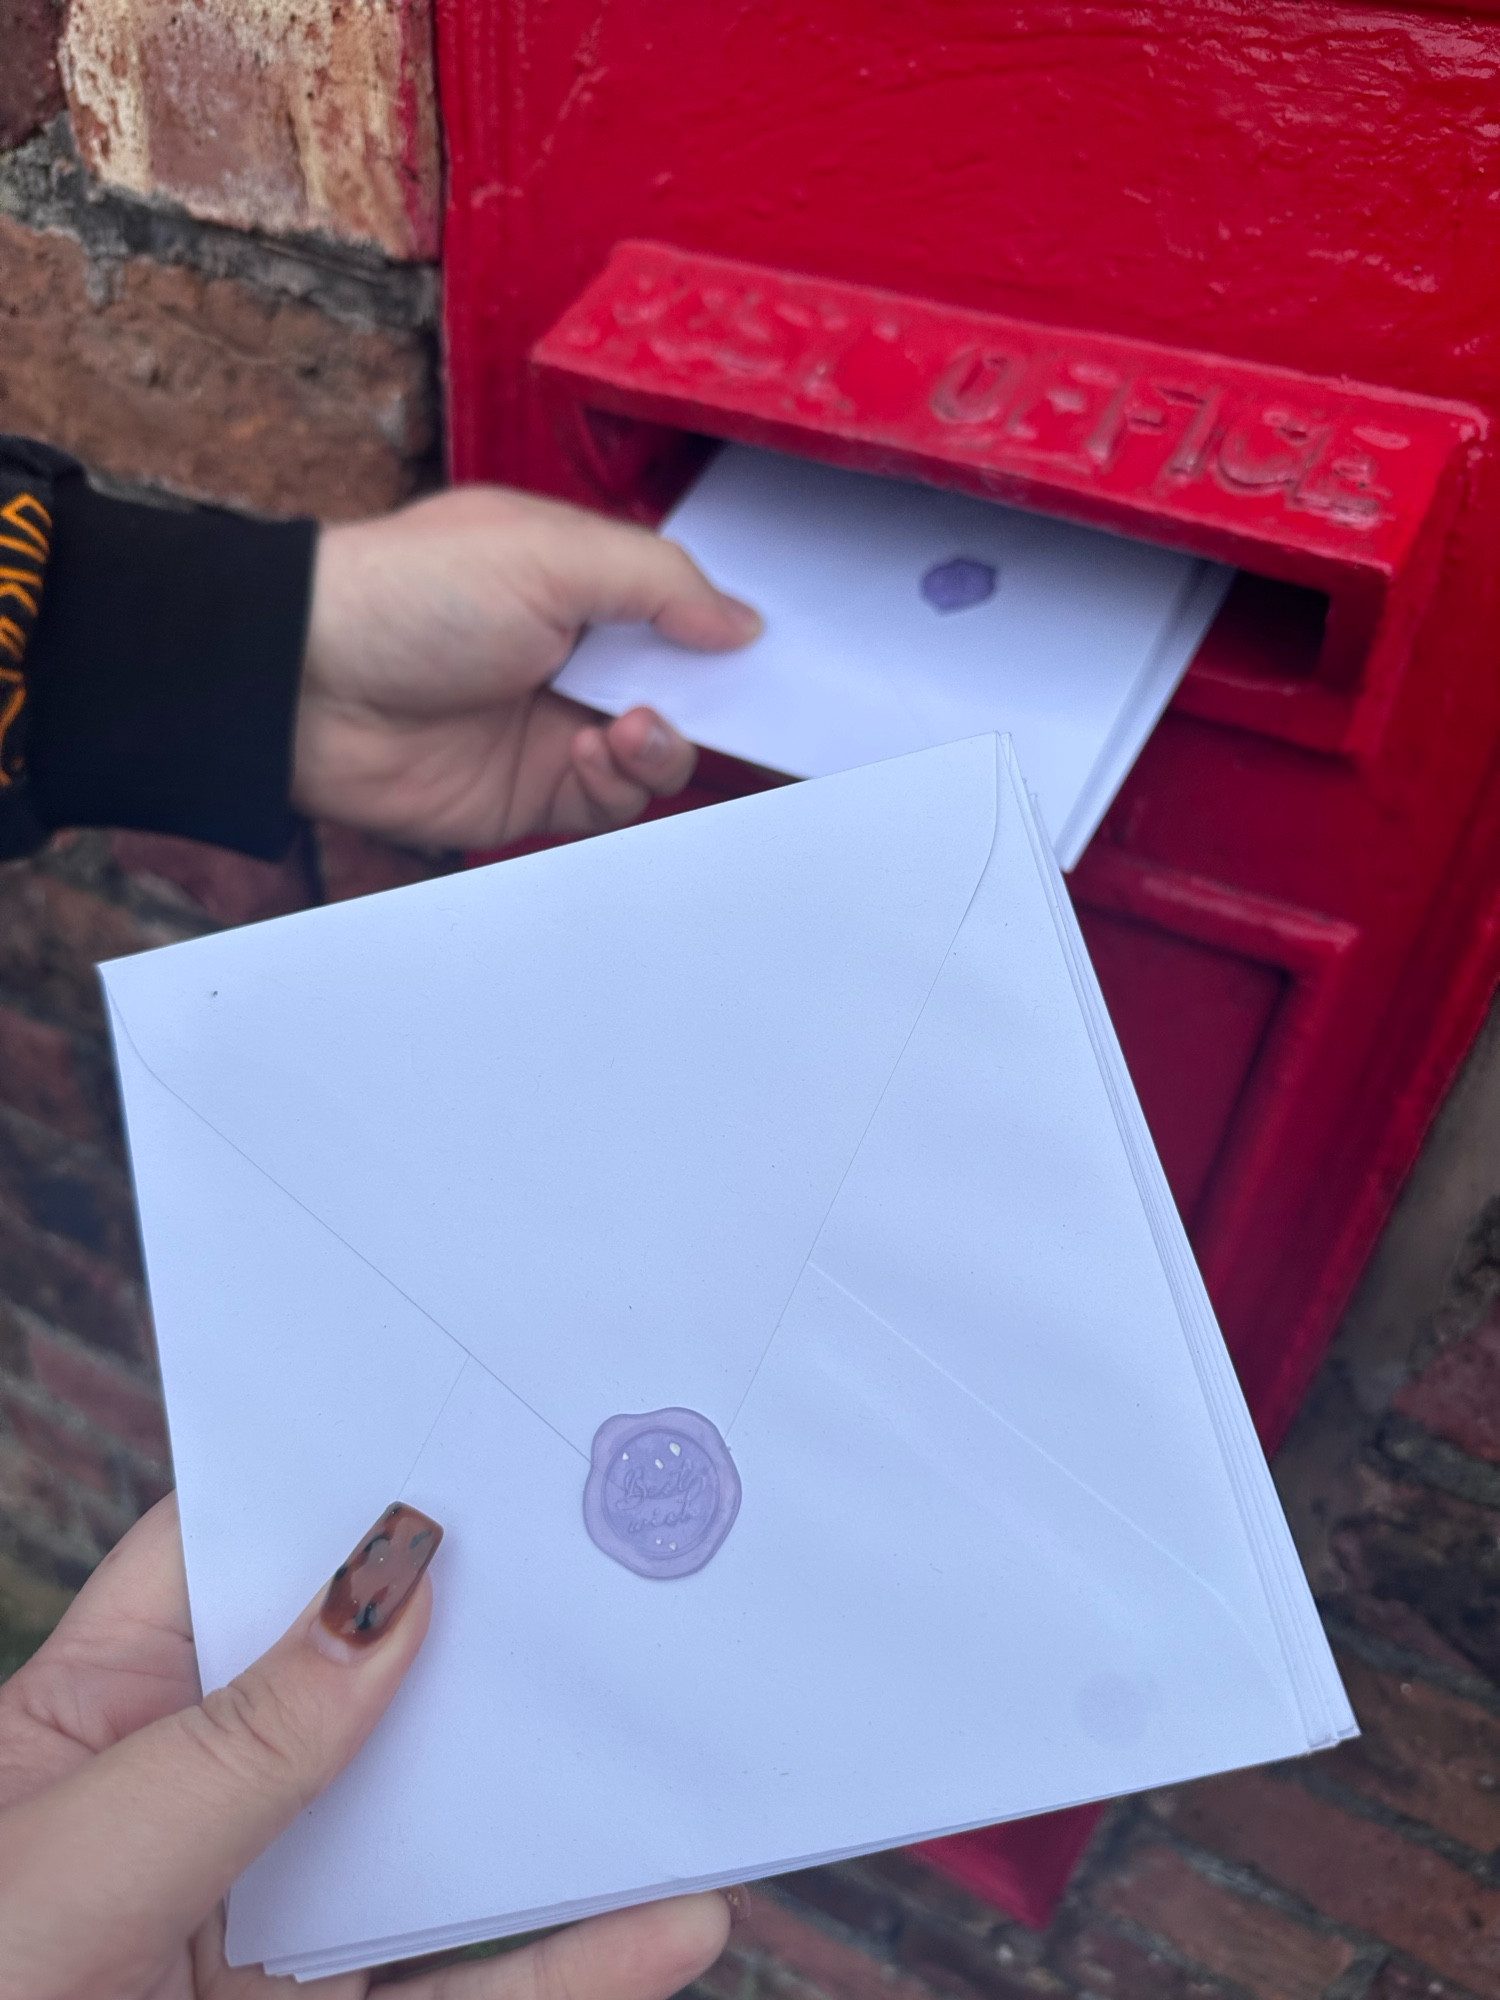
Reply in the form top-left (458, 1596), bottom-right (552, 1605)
top-left (535, 243), bottom-right (1478, 757)
top-left (434, 0), bottom-right (1500, 1926)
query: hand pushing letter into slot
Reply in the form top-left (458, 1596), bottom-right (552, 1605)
top-left (294, 484), bottom-right (763, 852)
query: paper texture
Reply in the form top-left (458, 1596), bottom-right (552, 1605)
top-left (555, 448), bottom-right (1232, 867)
top-left (101, 738), bottom-right (1350, 1979)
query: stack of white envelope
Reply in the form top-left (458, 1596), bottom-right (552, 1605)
top-left (556, 446), bottom-right (1233, 868)
top-left (101, 736), bottom-right (1353, 1981)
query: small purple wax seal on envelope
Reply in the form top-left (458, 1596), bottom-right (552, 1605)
top-left (584, 1408), bottom-right (741, 1579)
top-left (921, 556), bottom-right (998, 613)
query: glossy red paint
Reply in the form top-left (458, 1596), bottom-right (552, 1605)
top-left (535, 242), bottom-right (1481, 756)
top-left (435, 0), bottom-right (1500, 1925)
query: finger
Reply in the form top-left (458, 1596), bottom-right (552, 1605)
top-left (389, 1892), bottom-right (734, 2000)
top-left (603, 708), bottom-right (698, 798)
top-left (521, 510), bottom-right (762, 653)
top-left (561, 728), bottom-right (652, 832)
top-left (0, 1501), bottom-right (442, 1998)
top-left (558, 711), bottom-right (695, 834)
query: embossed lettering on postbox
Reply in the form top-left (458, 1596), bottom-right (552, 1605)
top-left (535, 241), bottom-right (1483, 757)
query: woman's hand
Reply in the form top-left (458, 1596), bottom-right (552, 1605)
top-left (0, 1495), bottom-right (736, 1999)
top-left (293, 485), bottom-right (762, 850)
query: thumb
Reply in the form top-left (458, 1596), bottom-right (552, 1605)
top-left (0, 1501), bottom-right (441, 1997)
top-left (512, 502), bottom-right (763, 653)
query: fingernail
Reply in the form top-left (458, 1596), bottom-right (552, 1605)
top-left (316, 1503), bottom-right (443, 1652)
top-left (723, 1885), bottom-right (753, 1930)
top-left (721, 594), bottom-right (763, 638)
top-left (641, 718), bottom-right (675, 764)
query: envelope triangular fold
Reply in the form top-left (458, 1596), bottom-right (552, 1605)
top-left (101, 736), bottom-right (1352, 1980)
top-left (106, 1010), bottom-right (467, 1696)
top-left (104, 742), bottom-right (999, 1457)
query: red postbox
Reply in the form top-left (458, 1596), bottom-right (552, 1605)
top-left (432, 0), bottom-right (1500, 1924)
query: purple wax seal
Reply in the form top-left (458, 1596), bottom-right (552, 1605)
top-left (921, 556), bottom-right (998, 613)
top-left (583, 1407), bottom-right (741, 1580)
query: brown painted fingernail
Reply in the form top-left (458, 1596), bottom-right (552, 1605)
top-left (723, 1885), bottom-right (752, 1930)
top-left (318, 1503), bottom-right (443, 1649)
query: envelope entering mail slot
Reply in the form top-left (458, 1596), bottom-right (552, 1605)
top-left (100, 736), bottom-right (1351, 1980)
top-left (556, 446), bottom-right (1234, 867)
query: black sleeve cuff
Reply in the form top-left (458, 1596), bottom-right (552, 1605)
top-left (24, 473), bottom-right (317, 862)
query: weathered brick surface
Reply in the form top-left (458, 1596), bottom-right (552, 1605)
top-left (1094, 1840), bottom-right (1355, 2000)
top-left (1367, 1963), bottom-right (1472, 2000)
top-left (0, 1200), bottom-right (150, 1364)
top-left (0, 864), bottom-right (167, 1040)
top-left (1155, 1771), bottom-right (1500, 1994)
top-left (0, 1105), bottom-right (142, 1271)
top-left (0, 1386), bottom-right (121, 1497)
top-left (0, 0), bottom-right (64, 153)
top-left (1324, 1649), bottom-right (1500, 1853)
top-left (1395, 1315), bottom-right (1500, 1467)
top-left (700, 1893), bottom-right (1046, 2000)
top-left (0, 1004), bottom-right (95, 1141)
top-left (61, 0), bottom-right (440, 260)
top-left (1050, 1918), bottom-right (1238, 2000)
top-left (1329, 1472), bottom-right (1500, 1684)
top-left (0, 211), bottom-right (436, 518)
top-left (25, 1324), bottom-right (168, 1462)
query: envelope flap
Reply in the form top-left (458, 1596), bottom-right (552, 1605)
top-left (101, 739), bottom-right (1001, 1455)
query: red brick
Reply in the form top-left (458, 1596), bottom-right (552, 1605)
top-left (0, 215), bottom-right (435, 518)
top-left (112, 830), bottom-right (312, 929)
top-left (892, 1913), bottom-right (1051, 2000)
top-left (0, 0), bottom-right (64, 150)
top-left (1330, 1473), bottom-right (1500, 1684)
top-left (1326, 1591), bottom-right (1481, 1680)
top-left (1396, 1317), bottom-right (1500, 1467)
top-left (694, 1943), bottom-right (823, 2000)
top-left (780, 1869), bottom-right (903, 1948)
top-left (0, 1203), bottom-right (149, 1361)
top-left (0, 1006), bottom-right (94, 1140)
top-left (316, 823), bottom-right (459, 904)
top-left (1096, 1840), bottom-right (1353, 2000)
top-left (0, 1108), bottom-right (140, 1266)
top-left (1155, 1769), bottom-right (1500, 1996)
top-left (0, 867), bottom-right (164, 1039)
top-left (722, 1896), bottom-right (959, 2000)
top-left (24, 1325), bottom-right (167, 1463)
top-left (62, 0), bottom-right (440, 259)
top-left (1051, 1918), bottom-right (1239, 2000)
top-left (1326, 1651), bottom-right (1500, 1854)
top-left (1, 1390), bottom-right (118, 1497)
top-left (0, 1435), bottom-right (78, 1537)
top-left (1368, 1961), bottom-right (1472, 2000)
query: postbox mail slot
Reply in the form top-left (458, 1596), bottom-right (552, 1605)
top-left (533, 241), bottom-right (1483, 759)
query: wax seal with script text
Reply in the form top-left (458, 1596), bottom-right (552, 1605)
top-left (583, 1407), bottom-right (741, 1579)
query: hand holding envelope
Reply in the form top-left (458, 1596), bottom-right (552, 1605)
top-left (556, 447), bottom-right (1233, 867)
top-left (101, 736), bottom-right (1351, 1980)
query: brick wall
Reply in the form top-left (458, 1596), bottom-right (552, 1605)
top-left (0, 0), bottom-right (447, 1652)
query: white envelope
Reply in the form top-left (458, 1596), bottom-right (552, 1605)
top-left (555, 447), bottom-right (1233, 867)
top-left (101, 738), bottom-right (1351, 1981)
